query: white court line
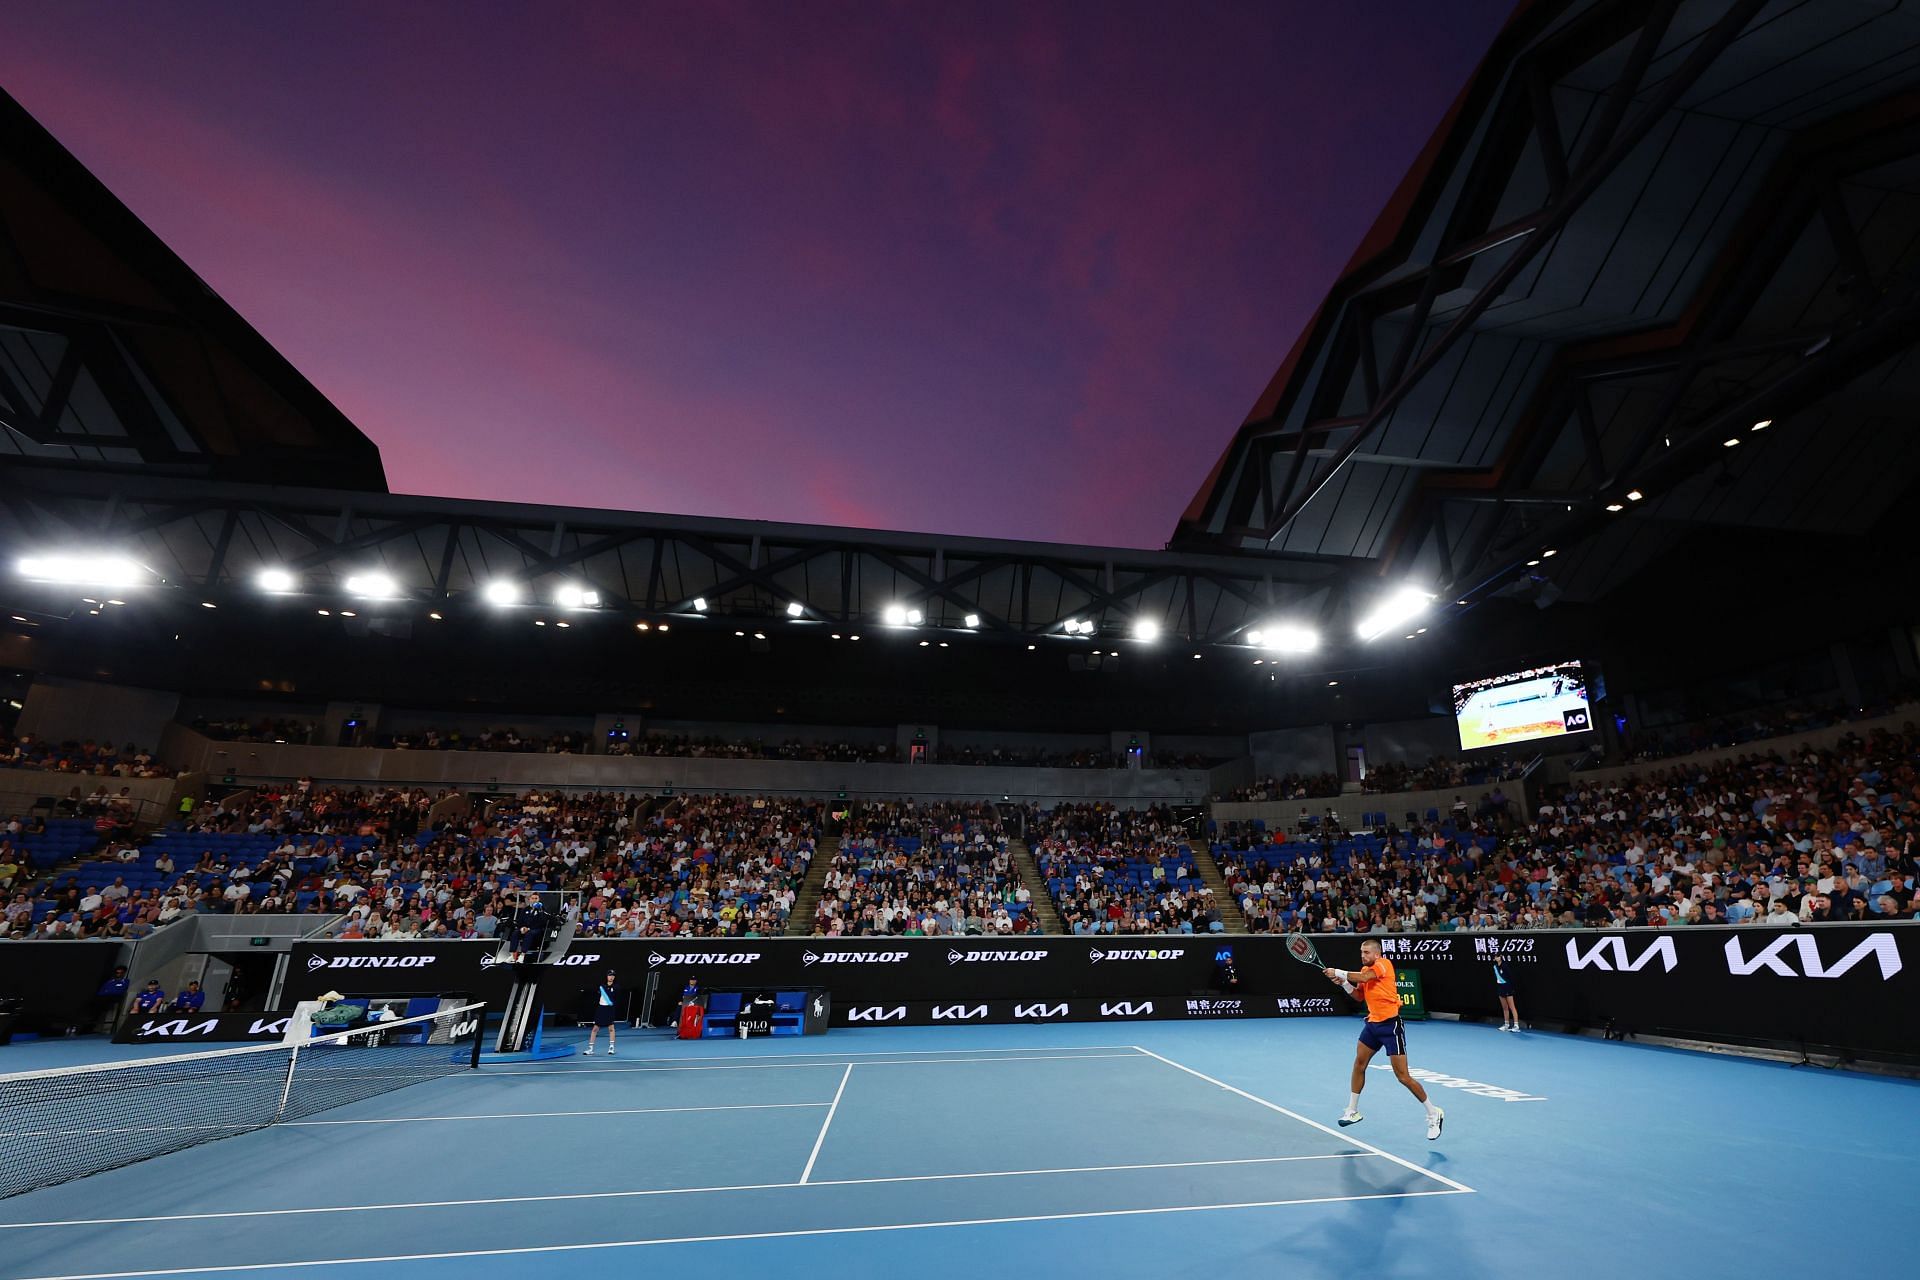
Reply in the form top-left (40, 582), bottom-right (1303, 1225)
top-left (13, 1189), bottom-right (1471, 1278)
top-left (283, 1102), bottom-right (831, 1127)
top-left (1129, 1046), bottom-right (1474, 1194)
top-left (798, 1064), bottom-right (852, 1184)
top-left (534, 1044), bottom-right (1145, 1065)
top-left (479, 1052), bottom-right (1145, 1075)
top-left (0, 1152), bottom-right (1379, 1230)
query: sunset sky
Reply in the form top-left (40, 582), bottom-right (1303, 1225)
top-left (3, 1), bottom-right (1512, 547)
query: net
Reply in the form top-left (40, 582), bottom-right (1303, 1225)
top-left (0, 1001), bottom-right (484, 1199)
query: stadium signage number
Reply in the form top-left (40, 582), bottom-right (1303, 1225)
top-left (646, 951), bottom-right (762, 966)
top-left (947, 948), bottom-right (1050, 965)
top-left (844, 1006), bottom-right (907, 1023)
top-left (307, 954), bottom-right (436, 971)
top-left (930, 1004), bottom-right (988, 1021)
top-left (1089, 948), bottom-right (1184, 963)
top-left (1379, 939), bottom-right (1453, 957)
top-left (1098, 1001), bottom-right (1154, 1017)
top-left (801, 950), bottom-right (910, 965)
top-left (1563, 936), bottom-right (1678, 973)
top-left (1724, 933), bottom-right (1902, 980)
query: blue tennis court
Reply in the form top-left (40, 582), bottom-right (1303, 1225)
top-left (2, 1018), bottom-right (1912, 1279)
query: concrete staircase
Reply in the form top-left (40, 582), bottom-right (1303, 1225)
top-left (785, 836), bottom-right (837, 935)
top-left (1008, 838), bottom-right (1065, 934)
top-left (1190, 842), bottom-right (1251, 934)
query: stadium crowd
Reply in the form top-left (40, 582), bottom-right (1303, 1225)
top-left (8, 784), bottom-right (821, 942)
top-left (1032, 802), bottom-right (1225, 934)
top-left (0, 735), bottom-right (168, 777)
top-left (1221, 726), bottom-right (1920, 932)
top-left (1217, 772), bottom-right (1342, 803)
top-left (812, 801), bottom-right (1024, 935)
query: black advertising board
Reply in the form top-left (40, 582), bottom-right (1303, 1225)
top-left (114, 1011), bottom-right (294, 1044)
top-left (0, 942), bottom-right (123, 1032)
top-left (284, 925), bottom-right (1919, 1058)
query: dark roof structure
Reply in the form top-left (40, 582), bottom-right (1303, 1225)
top-left (1175, 0), bottom-right (1920, 613)
top-left (0, 87), bottom-right (386, 491)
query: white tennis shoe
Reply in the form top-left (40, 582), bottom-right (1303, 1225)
top-left (1427, 1107), bottom-right (1445, 1141)
top-left (1338, 1109), bottom-right (1364, 1127)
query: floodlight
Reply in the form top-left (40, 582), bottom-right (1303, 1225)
top-left (1355, 587), bottom-right (1433, 641)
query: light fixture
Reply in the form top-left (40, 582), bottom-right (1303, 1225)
top-left (964, 613), bottom-right (981, 628)
top-left (1133, 619), bottom-right (1160, 642)
top-left (657, 624), bottom-right (669, 632)
top-left (535, 620), bottom-right (546, 627)
top-left (1416, 627), bottom-right (1427, 634)
top-left (1722, 438), bottom-right (1740, 448)
top-left (1356, 586), bottom-right (1433, 641)
top-left (1246, 629), bottom-right (1265, 646)
top-left (1606, 503), bottom-right (1625, 512)
top-left (1405, 634), bottom-right (1417, 640)
top-left (636, 622), bottom-right (650, 632)
top-left (555, 584), bottom-right (599, 609)
top-left (786, 601), bottom-right (804, 618)
top-left (735, 630), bottom-right (746, 637)
top-left (1751, 419), bottom-right (1771, 432)
top-left (16, 553), bottom-right (146, 588)
top-left (256, 568), bottom-right (296, 594)
top-left (849, 634), bottom-right (859, 641)
top-left (1253, 658), bottom-right (1264, 665)
top-left (919, 640), bottom-right (930, 647)
top-left (1542, 549), bottom-right (1557, 558)
top-left (1627, 489), bottom-right (1644, 502)
top-left (1264, 624), bottom-right (1319, 654)
top-left (316, 609), bottom-right (331, 616)
top-left (906, 608), bottom-right (923, 626)
top-left (1192, 653), bottom-right (1201, 660)
top-left (1027, 644), bottom-right (1037, 651)
top-left (830, 633), bottom-right (841, 640)
top-left (1328, 680), bottom-right (1339, 687)
top-left (428, 612), bottom-right (443, 620)
top-left (1527, 559), bottom-right (1541, 566)
top-left (200, 601), bottom-right (216, 609)
top-left (883, 604), bottom-right (908, 626)
top-left (340, 610), bottom-right (357, 618)
top-left (483, 580), bottom-right (522, 607)
top-left (940, 642), bottom-right (950, 648)
top-left (753, 632), bottom-right (766, 640)
top-left (691, 597), bottom-right (708, 612)
top-left (556, 620), bottom-right (570, 628)
top-left (344, 571), bottom-right (399, 599)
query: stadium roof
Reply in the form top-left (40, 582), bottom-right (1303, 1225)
top-left (1175, 0), bottom-right (1920, 610)
top-left (0, 86), bottom-right (386, 491)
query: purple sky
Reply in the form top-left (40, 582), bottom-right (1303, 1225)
top-left (3, 1), bottom-right (1512, 547)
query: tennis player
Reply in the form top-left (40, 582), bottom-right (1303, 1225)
top-left (1323, 938), bottom-right (1444, 1140)
top-left (583, 969), bottom-right (620, 1056)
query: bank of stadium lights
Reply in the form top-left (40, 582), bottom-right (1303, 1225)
top-left (1133, 619), bottom-right (1160, 642)
top-left (256, 568), bottom-right (297, 594)
top-left (1355, 586), bottom-right (1433, 642)
top-left (786, 601), bottom-right (804, 618)
top-left (1245, 624), bottom-right (1318, 654)
top-left (690, 597), bottom-right (708, 613)
top-left (1062, 618), bottom-right (1095, 636)
top-left (343, 571), bottom-right (398, 600)
top-left (883, 604), bottom-right (924, 627)
top-left (16, 553), bottom-right (148, 589)
top-left (554, 584), bottom-right (599, 609)
top-left (482, 581), bottom-right (522, 607)
top-left (964, 614), bottom-right (980, 629)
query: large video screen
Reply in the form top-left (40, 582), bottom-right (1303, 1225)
top-left (1452, 660), bottom-right (1593, 751)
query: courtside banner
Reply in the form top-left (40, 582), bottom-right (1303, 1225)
top-left (285, 940), bottom-right (511, 1004)
top-left (114, 1011), bottom-right (295, 1044)
top-left (1368, 924), bottom-right (1919, 1057)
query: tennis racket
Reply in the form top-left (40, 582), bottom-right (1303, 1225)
top-left (1284, 931), bottom-right (1324, 969)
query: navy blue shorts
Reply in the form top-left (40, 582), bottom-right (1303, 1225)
top-left (593, 1007), bottom-right (618, 1027)
top-left (1358, 1017), bottom-right (1406, 1055)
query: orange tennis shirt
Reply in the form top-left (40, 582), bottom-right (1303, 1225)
top-left (1363, 956), bottom-right (1402, 1022)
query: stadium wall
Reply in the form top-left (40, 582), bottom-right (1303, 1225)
top-left (154, 724), bottom-right (1214, 804)
top-left (268, 925), bottom-right (1919, 1060)
top-left (1211, 780), bottom-right (1529, 832)
top-left (1574, 702), bottom-right (1920, 785)
top-left (17, 679), bottom-right (181, 756)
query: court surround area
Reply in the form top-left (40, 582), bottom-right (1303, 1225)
top-left (1, 1017), bottom-right (1911, 1279)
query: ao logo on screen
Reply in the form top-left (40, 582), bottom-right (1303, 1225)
top-left (1562, 708), bottom-right (1592, 731)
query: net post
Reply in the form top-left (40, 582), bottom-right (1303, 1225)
top-left (468, 1004), bottom-right (484, 1069)
top-left (277, 1043), bottom-right (299, 1121)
